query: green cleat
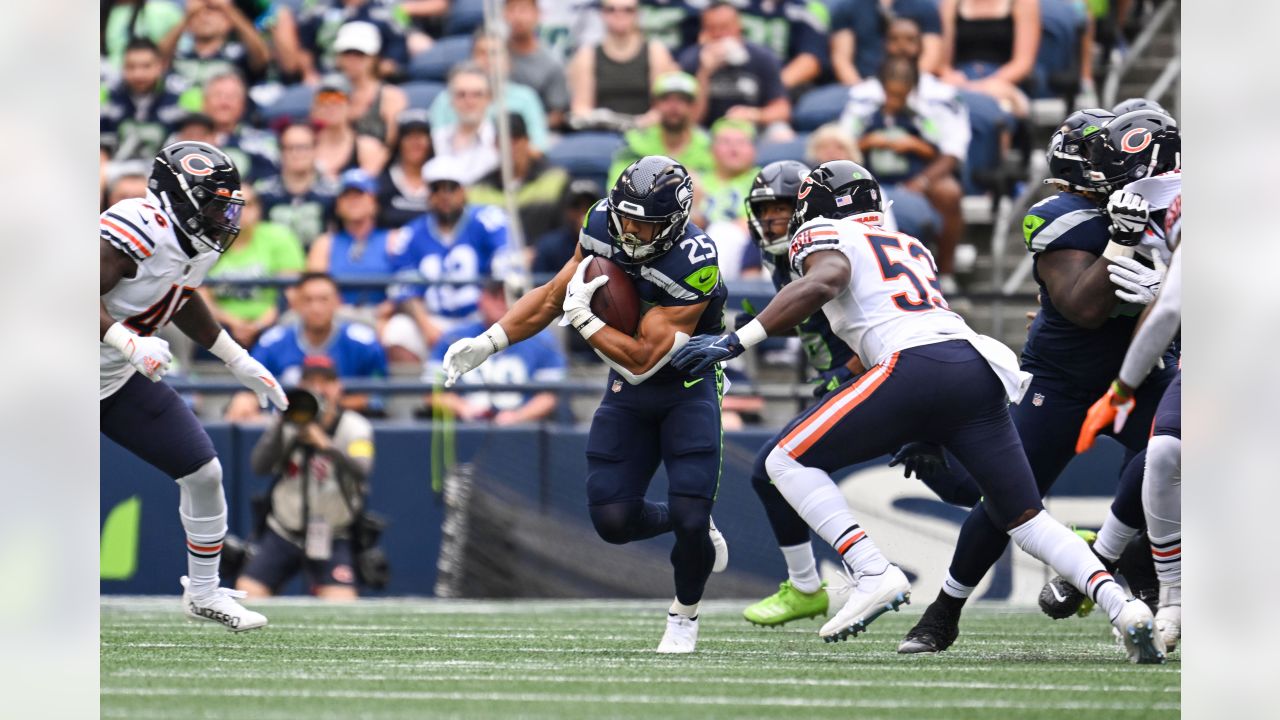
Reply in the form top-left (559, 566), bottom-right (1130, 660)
top-left (743, 580), bottom-right (829, 627)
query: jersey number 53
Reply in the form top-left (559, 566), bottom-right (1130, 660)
top-left (867, 234), bottom-right (949, 312)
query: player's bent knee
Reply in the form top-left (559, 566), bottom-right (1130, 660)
top-left (176, 457), bottom-right (222, 491)
top-left (1144, 434), bottom-right (1182, 488)
top-left (764, 445), bottom-right (801, 487)
top-left (588, 504), bottom-right (637, 545)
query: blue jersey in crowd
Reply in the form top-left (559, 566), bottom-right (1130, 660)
top-left (833, 0), bottom-right (942, 79)
top-left (430, 321), bottom-right (567, 413)
top-left (578, 199), bottom-right (726, 382)
top-left (1021, 191), bottom-right (1175, 395)
top-left (100, 85), bottom-right (187, 161)
top-left (255, 174), bottom-right (338, 247)
top-left (763, 254), bottom-right (855, 374)
top-left (389, 205), bottom-right (510, 320)
top-left (252, 321), bottom-right (388, 387)
top-left (328, 228), bottom-right (394, 306)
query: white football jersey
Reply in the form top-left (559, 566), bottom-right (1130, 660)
top-left (789, 216), bottom-right (1031, 402)
top-left (100, 191), bottom-right (220, 398)
top-left (1123, 170), bottom-right (1181, 265)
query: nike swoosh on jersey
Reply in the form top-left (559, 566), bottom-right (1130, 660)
top-left (683, 378), bottom-right (704, 388)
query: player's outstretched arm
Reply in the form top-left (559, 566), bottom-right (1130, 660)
top-left (173, 292), bottom-right (288, 411)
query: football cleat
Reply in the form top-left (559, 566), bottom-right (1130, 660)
top-left (709, 517), bottom-right (728, 573)
top-left (1113, 598), bottom-right (1166, 664)
top-left (819, 564), bottom-right (910, 642)
top-left (743, 580), bottom-right (828, 627)
top-left (180, 576), bottom-right (268, 632)
top-left (1155, 604), bottom-right (1180, 653)
top-left (657, 613), bottom-right (699, 654)
top-left (898, 598), bottom-right (962, 654)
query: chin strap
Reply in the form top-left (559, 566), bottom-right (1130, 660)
top-left (595, 332), bottom-right (691, 385)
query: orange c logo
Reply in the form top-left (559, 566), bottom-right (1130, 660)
top-left (180, 154), bottom-right (215, 176)
top-left (1120, 128), bottom-right (1153, 154)
top-left (797, 178), bottom-right (813, 199)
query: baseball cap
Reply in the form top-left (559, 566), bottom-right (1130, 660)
top-left (421, 156), bottom-right (469, 185)
top-left (177, 111), bottom-right (215, 131)
top-left (567, 178), bottom-right (602, 204)
top-left (300, 355), bottom-right (338, 379)
top-left (333, 21), bottom-right (382, 56)
top-left (711, 117), bottom-right (758, 140)
top-left (317, 73), bottom-right (351, 97)
top-left (339, 168), bottom-right (377, 194)
top-left (652, 71), bottom-right (698, 99)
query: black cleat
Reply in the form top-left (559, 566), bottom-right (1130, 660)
top-left (1038, 575), bottom-right (1086, 619)
top-left (897, 599), bottom-right (960, 654)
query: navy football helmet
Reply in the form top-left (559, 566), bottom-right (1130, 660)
top-left (607, 155), bottom-right (693, 262)
top-left (1111, 97), bottom-right (1168, 117)
top-left (746, 160), bottom-right (810, 256)
top-left (149, 141), bottom-right (244, 253)
top-left (1044, 108), bottom-right (1115, 192)
top-left (1082, 109), bottom-right (1180, 192)
top-left (788, 160), bottom-right (883, 238)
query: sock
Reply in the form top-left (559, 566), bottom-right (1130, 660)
top-left (941, 571), bottom-right (976, 600)
top-left (1142, 434), bottom-right (1182, 589)
top-left (766, 448), bottom-right (889, 575)
top-left (176, 459), bottom-right (227, 597)
top-left (1008, 510), bottom-right (1129, 620)
top-left (669, 598), bottom-right (699, 619)
top-left (1149, 531), bottom-right (1181, 588)
top-left (1094, 509), bottom-right (1141, 562)
top-left (779, 543), bottom-right (822, 593)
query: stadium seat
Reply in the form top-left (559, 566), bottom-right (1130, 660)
top-left (1032, 0), bottom-right (1087, 99)
top-left (402, 81), bottom-right (445, 111)
top-left (755, 135), bottom-right (809, 166)
top-left (407, 36), bottom-right (474, 82)
top-left (792, 84), bottom-right (850, 132)
top-left (444, 0), bottom-right (487, 36)
top-left (544, 132), bottom-right (624, 188)
top-left (259, 84), bottom-right (315, 123)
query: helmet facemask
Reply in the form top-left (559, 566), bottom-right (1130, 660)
top-left (608, 201), bottom-right (679, 262)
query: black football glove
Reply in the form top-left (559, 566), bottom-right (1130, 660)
top-left (888, 441), bottom-right (949, 480)
top-left (811, 365), bottom-right (855, 397)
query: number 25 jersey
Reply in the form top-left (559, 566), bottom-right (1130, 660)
top-left (100, 193), bottom-right (220, 399)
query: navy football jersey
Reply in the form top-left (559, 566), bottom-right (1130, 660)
top-left (1021, 191), bottom-right (1174, 394)
top-left (763, 254), bottom-right (855, 373)
top-left (578, 200), bottom-right (727, 379)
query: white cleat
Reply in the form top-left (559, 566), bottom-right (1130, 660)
top-left (180, 576), bottom-right (268, 632)
top-left (1112, 598), bottom-right (1166, 664)
top-left (709, 517), bottom-right (729, 573)
top-left (1155, 605), bottom-right (1181, 653)
top-left (819, 564), bottom-right (911, 642)
top-left (657, 613), bottom-right (699, 653)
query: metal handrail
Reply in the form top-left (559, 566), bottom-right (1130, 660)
top-left (1101, 0), bottom-right (1179, 108)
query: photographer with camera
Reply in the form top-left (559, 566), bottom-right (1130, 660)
top-left (237, 356), bottom-right (378, 600)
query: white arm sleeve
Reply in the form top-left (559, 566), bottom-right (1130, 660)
top-left (593, 332), bottom-right (690, 385)
top-left (1118, 245), bottom-right (1182, 389)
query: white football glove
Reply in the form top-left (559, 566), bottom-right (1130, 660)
top-left (560, 257), bottom-right (608, 339)
top-left (1107, 255), bottom-right (1164, 305)
top-left (103, 323), bottom-right (173, 382)
top-left (210, 330), bottom-right (287, 410)
top-left (1106, 190), bottom-right (1151, 245)
top-left (442, 324), bottom-right (508, 387)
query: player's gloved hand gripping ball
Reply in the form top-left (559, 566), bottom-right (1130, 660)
top-left (560, 256), bottom-right (611, 339)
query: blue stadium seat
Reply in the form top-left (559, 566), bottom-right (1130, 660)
top-left (402, 81), bottom-right (445, 110)
top-left (792, 84), bottom-right (850, 132)
top-left (259, 84), bottom-right (316, 123)
top-left (407, 36), bottom-right (474, 82)
top-left (444, 0), bottom-right (487, 36)
top-left (756, 135), bottom-right (809, 166)
top-left (545, 132), bottom-right (625, 188)
top-left (1032, 0), bottom-right (1087, 98)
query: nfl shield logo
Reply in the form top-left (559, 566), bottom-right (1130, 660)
top-left (1032, 393), bottom-right (1044, 406)
top-left (611, 380), bottom-right (623, 393)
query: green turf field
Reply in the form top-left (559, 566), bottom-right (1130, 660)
top-left (101, 598), bottom-right (1179, 719)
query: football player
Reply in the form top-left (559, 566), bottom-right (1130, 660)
top-left (672, 160), bottom-right (1164, 663)
top-left (101, 141), bottom-right (286, 630)
top-left (440, 156), bottom-right (729, 653)
top-left (738, 160), bottom-right (979, 628)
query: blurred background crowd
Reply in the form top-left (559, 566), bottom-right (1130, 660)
top-left (100, 0), bottom-right (1179, 428)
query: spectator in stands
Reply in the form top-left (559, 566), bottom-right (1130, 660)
top-left (843, 23), bottom-right (970, 289)
top-left (679, 2), bottom-right (791, 136)
top-left (307, 169), bottom-right (395, 308)
top-left (805, 121), bottom-right (863, 165)
top-left (294, 0), bottom-right (409, 83)
top-left (734, 0), bottom-right (831, 89)
top-left (203, 72), bottom-right (279, 183)
top-left (240, 355), bottom-right (374, 601)
top-left (172, 111), bottom-right (218, 144)
top-left (831, 0), bottom-right (944, 84)
top-left (639, 0), bottom-right (700, 50)
top-left (102, 0), bottom-right (184, 69)
top-left (469, 114), bottom-right (570, 248)
top-left (158, 0), bottom-right (270, 88)
top-left (428, 281), bottom-right (564, 425)
top-left (939, 0), bottom-right (1039, 117)
top-left (257, 122), bottom-right (340, 249)
top-left (431, 63), bottom-right (502, 185)
top-left (104, 160), bottom-right (151, 206)
top-left (503, 0), bottom-right (571, 130)
top-left (566, 0), bottom-right (677, 130)
top-left (376, 110), bottom-right (433, 229)
top-left (101, 38), bottom-right (186, 163)
top-left (226, 272), bottom-right (388, 420)
top-left (400, 0), bottom-right (450, 56)
top-left (379, 157), bottom-right (511, 364)
top-left (531, 179), bottom-right (602, 273)
top-left (696, 119), bottom-right (763, 281)
top-left (539, 0), bottom-right (605, 62)
top-left (200, 184), bottom-right (306, 349)
top-left (309, 74), bottom-right (388, 180)
top-left (429, 31), bottom-right (551, 152)
top-left (333, 21), bottom-right (408, 150)
top-left (607, 71), bottom-right (714, 187)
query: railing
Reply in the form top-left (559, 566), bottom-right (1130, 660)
top-left (1101, 0), bottom-right (1180, 108)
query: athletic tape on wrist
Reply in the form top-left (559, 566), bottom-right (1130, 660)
top-left (736, 318), bottom-right (768, 349)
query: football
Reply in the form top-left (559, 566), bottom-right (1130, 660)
top-left (584, 256), bottom-right (641, 336)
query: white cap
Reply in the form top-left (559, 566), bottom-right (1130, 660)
top-left (421, 156), bottom-right (470, 185)
top-left (333, 21), bottom-right (382, 56)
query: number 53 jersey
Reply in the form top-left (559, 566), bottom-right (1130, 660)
top-left (99, 194), bottom-right (221, 399)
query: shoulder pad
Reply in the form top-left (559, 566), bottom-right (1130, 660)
top-left (788, 220), bottom-right (844, 275)
top-left (100, 198), bottom-right (164, 262)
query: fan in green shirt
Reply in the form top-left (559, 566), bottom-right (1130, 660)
top-left (695, 118), bottom-right (760, 226)
top-left (607, 71), bottom-right (715, 187)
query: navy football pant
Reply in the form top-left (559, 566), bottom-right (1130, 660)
top-left (939, 364), bottom-right (1176, 588)
top-left (585, 371), bottom-right (722, 606)
top-left (101, 372), bottom-right (217, 479)
top-left (769, 340), bottom-right (1041, 530)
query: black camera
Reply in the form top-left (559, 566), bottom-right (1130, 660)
top-left (283, 388), bottom-right (321, 425)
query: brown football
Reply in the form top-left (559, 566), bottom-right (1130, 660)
top-left (584, 255), bottom-right (641, 336)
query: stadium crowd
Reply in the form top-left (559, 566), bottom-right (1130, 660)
top-left (100, 0), bottom-right (1143, 424)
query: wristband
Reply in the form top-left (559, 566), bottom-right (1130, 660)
top-left (736, 318), bottom-right (768, 349)
top-left (209, 329), bottom-right (246, 363)
top-left (482, 323), bottom-right (510, 352)
top-left (1101, 241), bottom-right (1135, 261)
top-left (1110, 379), bottom-right (1134, 401)
top-left (102, 322), bottom-right (134, 354)
top-left (572, 314), bottom-right (605, 340)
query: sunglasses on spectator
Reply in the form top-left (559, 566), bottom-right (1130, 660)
top-left (429, 181), bottom-right (463, 193)
top-left (602, 4), bottom-right (637, 13)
